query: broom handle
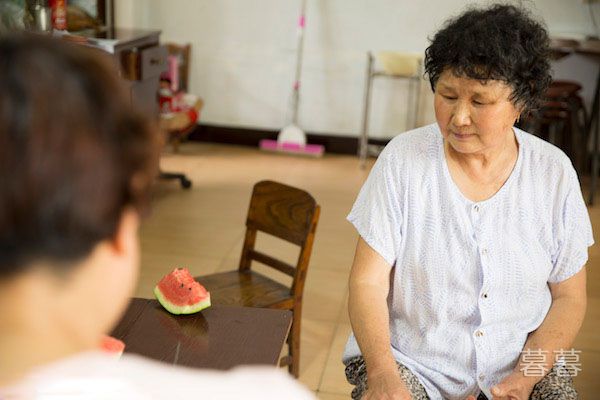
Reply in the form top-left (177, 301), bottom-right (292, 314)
top-left (291, 0), bottom-right (307, 125)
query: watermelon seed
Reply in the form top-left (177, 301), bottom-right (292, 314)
top-left (180, 283), bottom-right (184, 288)
top-left (188, 287), bottom-right (192, 290)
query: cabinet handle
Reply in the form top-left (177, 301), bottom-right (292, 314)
top-left (150, 58), bottom-right (162, 65)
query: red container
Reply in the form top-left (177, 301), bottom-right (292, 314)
top-left (49, 0), bottom-right (67, 31)
top-left (158, 88), bottom-right (174, 114)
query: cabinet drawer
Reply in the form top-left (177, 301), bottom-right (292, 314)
top-left (140, 45), bottom-right (168, 80)
top-left (129, 77), bottom-right (159, 117)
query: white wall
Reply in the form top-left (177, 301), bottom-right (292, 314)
top-left (116, 0), bottom-right (600, 139)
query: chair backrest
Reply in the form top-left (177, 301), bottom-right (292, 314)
top-left (376, 51), bottom-right (422, 78)
top-left (238, 180), bottom-right (320, 297)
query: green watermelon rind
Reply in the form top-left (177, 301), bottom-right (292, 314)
top-left (154, 285), bottom-right (211, 315)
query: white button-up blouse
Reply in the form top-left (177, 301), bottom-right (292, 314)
top-left (343, 123), bottom-right (594, 400)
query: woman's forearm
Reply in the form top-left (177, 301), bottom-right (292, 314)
top-left (347, 238), bottom-right (399, 375)
top-left (347, 238), bottom-right (413, 399)
top-left (515, 294), bottom-right (586, 382)
top-left (349, 280), bottom-right (397, 374)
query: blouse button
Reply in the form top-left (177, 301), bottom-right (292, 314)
top-left (473, 204), bottom-right (480, 212)
top-left (475, 330), bottom-right (484, 337)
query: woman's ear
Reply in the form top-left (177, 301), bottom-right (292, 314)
top-left (516, 102), bottom-right (527, 121)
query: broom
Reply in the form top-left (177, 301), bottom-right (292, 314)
top-left (259, 0), bottom-right (324, 157)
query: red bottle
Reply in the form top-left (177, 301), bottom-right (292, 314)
top-left (49, 0), bottom-right (67, 31)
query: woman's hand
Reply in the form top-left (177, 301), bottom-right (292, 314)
top-left (489, 371), bottom-right (537, 400)
top-left (362, 368), bottom-right (412, 400)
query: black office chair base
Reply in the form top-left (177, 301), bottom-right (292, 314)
top-left (159, 171), bottom-right (192, 189)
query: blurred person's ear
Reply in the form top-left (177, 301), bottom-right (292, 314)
top-left (101, 207), bottom-right (141, 299)
top-left (110, 208), bottom-right (140, 259)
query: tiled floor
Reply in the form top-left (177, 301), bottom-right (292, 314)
top-left (137, 142), bottom-right (600, 398)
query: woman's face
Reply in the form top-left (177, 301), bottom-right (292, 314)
top-left (434, 69), bottom-right (521, 155)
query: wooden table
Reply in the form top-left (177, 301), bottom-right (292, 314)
top-left (111, 298), bottom-right (292, 370)
top-left (551, 37), bottom-right (600, 204)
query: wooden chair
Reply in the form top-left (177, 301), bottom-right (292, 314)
top-left (195, 180), bottom-right (320, 378)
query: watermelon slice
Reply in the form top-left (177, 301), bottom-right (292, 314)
top-left (100, 335), bottom-right (125, 359)
top-left (154, 268), bottom-right (211, 315)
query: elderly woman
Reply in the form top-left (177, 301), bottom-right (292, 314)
top-left (0, 35), bottom-right (312, 399)
top-left (344, 5), bottom-right (592, 400)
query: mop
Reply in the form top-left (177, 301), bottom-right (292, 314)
top-left (259, 0), bottom-right (325, 157)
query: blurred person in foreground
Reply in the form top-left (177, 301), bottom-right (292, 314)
top-left (344, 4), bottom-right (592, 400)
top-left (0, 34), bottom-right (313, 400)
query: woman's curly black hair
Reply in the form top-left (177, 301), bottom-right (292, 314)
top-left (424, 4), bottom-right (552, 114)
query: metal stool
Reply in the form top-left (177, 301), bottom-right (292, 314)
top-left (359, 51), bottom-right (422, 168)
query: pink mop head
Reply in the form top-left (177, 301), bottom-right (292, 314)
top-left (259, 139), bottom-right (324, 157)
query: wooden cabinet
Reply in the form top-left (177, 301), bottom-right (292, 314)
top-left (87, 28), bottom-right (166, 116)
top-left (80, 28), bottom-right (192, 188)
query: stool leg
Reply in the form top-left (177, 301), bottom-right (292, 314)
top-left (406, 78), bottom-right (413, 131)
top-left (569, 112), bottom-right (580, 175)
top-left (548, 120), bottom-right (561, 147)
top-left (359, 52), bottom-right (374, 169)
top-left (413, 75), bottom-right (421, 130)
top-left (571, 104), bottom-right (586, 175)
top-left (589, 113), bottom-right (599, 205)
top-left (587, 68), bottom-right (600, 205)
top-left (578, 105), bottom-right (589, 175)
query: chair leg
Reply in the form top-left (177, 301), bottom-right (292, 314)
top-left (288, 306), bottom-right (302, 378)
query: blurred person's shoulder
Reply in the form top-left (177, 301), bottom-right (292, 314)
top-left (1, 352), bottom-right (315, 399)
top-left (120, 354), bottom-right (315, 399)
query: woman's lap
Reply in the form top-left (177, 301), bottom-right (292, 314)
top-left (529, 364), bottom-right (578, 400)
top-left (344, 356), bottom-right (578, 400)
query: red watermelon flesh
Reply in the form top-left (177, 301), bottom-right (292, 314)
top-left (154, 268), bottom-right (211, 315)
top-left (100, 335), bottom-right (125, 358)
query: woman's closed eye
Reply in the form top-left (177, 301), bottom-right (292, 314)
top-left (441, 94), bottom-right (457, 100)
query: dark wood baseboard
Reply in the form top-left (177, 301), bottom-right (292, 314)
top-left (188, 123), bottom-right (390, 155)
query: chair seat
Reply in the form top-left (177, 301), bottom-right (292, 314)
top-left (197, 270), bottom-right (293, 309)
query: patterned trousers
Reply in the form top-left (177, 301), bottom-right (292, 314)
top-left (344, 356), bottom-right (578, 399)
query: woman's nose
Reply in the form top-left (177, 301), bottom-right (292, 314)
top-left (451, 102), bottom-right (472, 127)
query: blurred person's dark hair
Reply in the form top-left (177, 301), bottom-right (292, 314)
top-left (424, 4), bottom-right (552, 115)
top-left (0, 34), bottom-right (159, 279)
